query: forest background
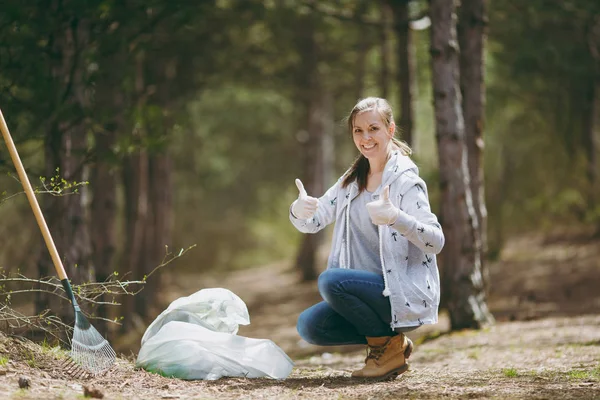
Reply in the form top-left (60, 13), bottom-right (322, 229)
top-left (0, 0), bottom-right (599, 358)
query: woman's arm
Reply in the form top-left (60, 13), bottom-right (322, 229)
top-left (390, 176), bottom-right (445, 254)
top-left (289, 179), bottom-right (342, 234)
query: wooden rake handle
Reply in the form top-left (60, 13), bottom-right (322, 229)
top-left (0, 108), bottom-right (69, 281)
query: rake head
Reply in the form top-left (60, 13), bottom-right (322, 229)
top-left (60, 279), bottom-right (116, 375)
top-left (69, 308), bottom-right (116, 375)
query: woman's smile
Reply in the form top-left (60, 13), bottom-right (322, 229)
top-left (352, 110), bottom-right (393, 163)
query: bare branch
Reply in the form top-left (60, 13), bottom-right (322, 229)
top-left (0, 244), bottom-right (196, 340)
top-left (0, 171), bottom-right (89, 206)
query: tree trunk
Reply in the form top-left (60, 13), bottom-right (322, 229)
top-left (296, 83), bottom-right (329, 281)
top-left (119, 148), bottom-right (149, 333)
top-left (586, 15), bottom-right (600, 211)
top-left (458, 0), bottom-right (489, 286)
top-left (294, 15), bottom-right (325, 282)
top-left (354, 0), bottom-right (369, 100)
top-left (592, 78), bottom-right (600, 210)
top-left (138, 150), bottom-right (173, 320)
top-left (90, 125), bottom-right (118, 337)
top-left (429, 0), bottom-right (494, 330)
top-left (389, 0), bottom-right (416, 148)
top-left (36, 130), bottom-right (93, 323)
top-left (120, 50), bottom-right (149, 332)
top-left (35, 17), bottom-right (92, 332)
top-left (379, 0), bottom-right (392, 99)
top-left (594, 79), bottom-right (600, 236)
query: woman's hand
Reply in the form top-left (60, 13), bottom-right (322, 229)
top-left (291, 179), bottom-right (318, 219)
top-left (366, 186), bottom-right (401, 225)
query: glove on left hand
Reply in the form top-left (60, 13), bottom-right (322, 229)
top-left (366, 185), bottom-right (401, 225)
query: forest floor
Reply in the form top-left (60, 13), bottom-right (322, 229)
top-left (0, 227), bottom-right (599, 399)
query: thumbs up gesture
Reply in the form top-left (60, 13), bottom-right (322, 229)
top-left (366, 186), bottom-right (401, 225)
top-left (291, 179), bottom-right (319, 219)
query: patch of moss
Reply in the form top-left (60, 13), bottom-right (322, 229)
top-left (502, 368), bottom-right (518, 378)
top-left (567, 365), bottom-right (600, 380)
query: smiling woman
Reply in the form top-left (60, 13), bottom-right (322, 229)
top-left (289, 97), bottom-right (444, 381)
top-left (344, 98), bottom-right (413, 193)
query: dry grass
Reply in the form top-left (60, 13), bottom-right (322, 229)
top-left (0, 315), bottom-right (599, 399)
top-left (0, 227), bottom-right (599, 399)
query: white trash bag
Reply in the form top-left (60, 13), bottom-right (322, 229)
top-left (136, 288), bottom-right (294, 380)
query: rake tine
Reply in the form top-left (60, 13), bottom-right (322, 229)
top-left (60, 357), bottom-right (90, 379)
top-left (67, 303), bottom-right (116, 375)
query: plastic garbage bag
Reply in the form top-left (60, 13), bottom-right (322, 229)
top-left (141, 288), bottom-right (250, 345)
top-left (136, 288), bottom-right (294, 380)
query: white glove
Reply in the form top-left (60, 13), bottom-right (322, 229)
top-left (366, 186), bottom-right (401, 225)
top-left (291, 179), bottom-right (318, 219)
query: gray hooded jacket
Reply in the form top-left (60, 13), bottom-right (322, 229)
top-left (290, 151), bottom-right (445, 328)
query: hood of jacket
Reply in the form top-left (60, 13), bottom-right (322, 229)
top-left (375, 150), bottom-right (419, 196)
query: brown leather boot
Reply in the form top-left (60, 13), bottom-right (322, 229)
top-left (351, 334), bottom-right (413, 380)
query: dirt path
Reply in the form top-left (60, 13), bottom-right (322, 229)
top-left (0, 228), bottom-right (599, 399)
top-left (1, 314), bottom-right (599, 399)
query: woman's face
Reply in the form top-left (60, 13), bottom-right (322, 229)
top-left (352, 110), bottom-right (394, 162)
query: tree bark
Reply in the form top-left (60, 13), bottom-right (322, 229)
top-left (296, 83), bottom-right (328, 282)
top-left (120, 51), bottom-right (149, 332)
top-left (389, 0), bottom-right (416, 148)
top-left (139, 149), bottom-right (173, 320)
top-left (379, 0), bottom-right (392, 99)
top-left (354, 0), bottom-right (369, 100)
top-left (90, 125), bottom-right (118, 336)
top-left (592, 78), bottom-right (600, 209)
top-left (35, 16), bottom-right (93, 330)
top-left (295, 17), bottom-right (326, 281)
top-left (586, 15), bottom-right (600, 211)
top-left (429, 0), bottom-right (494, 330)
top-left (458, 0), bottom-right (489, 285)
top-left (137, 57), bottom-right (176, 320)
top-left (119, 148), bottom-right (149, 333)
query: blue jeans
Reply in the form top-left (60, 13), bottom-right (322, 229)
top-left (297, 268), bottom-right (415, 346)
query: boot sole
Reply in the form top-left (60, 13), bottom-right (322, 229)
top-left (352, 338), bottom-right (414, 381)
top-left (354, 363), bottom-right (410, 382)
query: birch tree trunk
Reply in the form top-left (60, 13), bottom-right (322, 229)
top-left (429, 0), bottom-right (494, 330)
top-left (458, 0), bottom-right (489, 284)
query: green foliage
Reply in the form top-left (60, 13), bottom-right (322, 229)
top-left (0, 0), bottom-right (599, 275)
top-left (484, 0), bottom-right (600, 250)
top-left (173, 85), bottom-right (301, 270)
top-left (567, 365), bottom-right (600, 380)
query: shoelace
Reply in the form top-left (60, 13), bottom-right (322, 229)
top-left (364, 344), bottom-right (387, 362)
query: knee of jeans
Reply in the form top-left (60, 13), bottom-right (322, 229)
top-left (297, 310), bottom-right (319, 345)
top-left (317, 269), bottom-right (341, 299)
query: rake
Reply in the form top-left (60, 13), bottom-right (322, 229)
top-left (0, 109), bottom-right (116, 375)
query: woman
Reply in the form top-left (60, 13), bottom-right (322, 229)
top-left (290, 97), bottom-right (444, 380)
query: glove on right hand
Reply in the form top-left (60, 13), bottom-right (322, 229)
top-left (291, 179), bottom-right (318, 219)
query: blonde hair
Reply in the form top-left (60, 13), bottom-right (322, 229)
top-left (342, 97), bottom-right (412, 191)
